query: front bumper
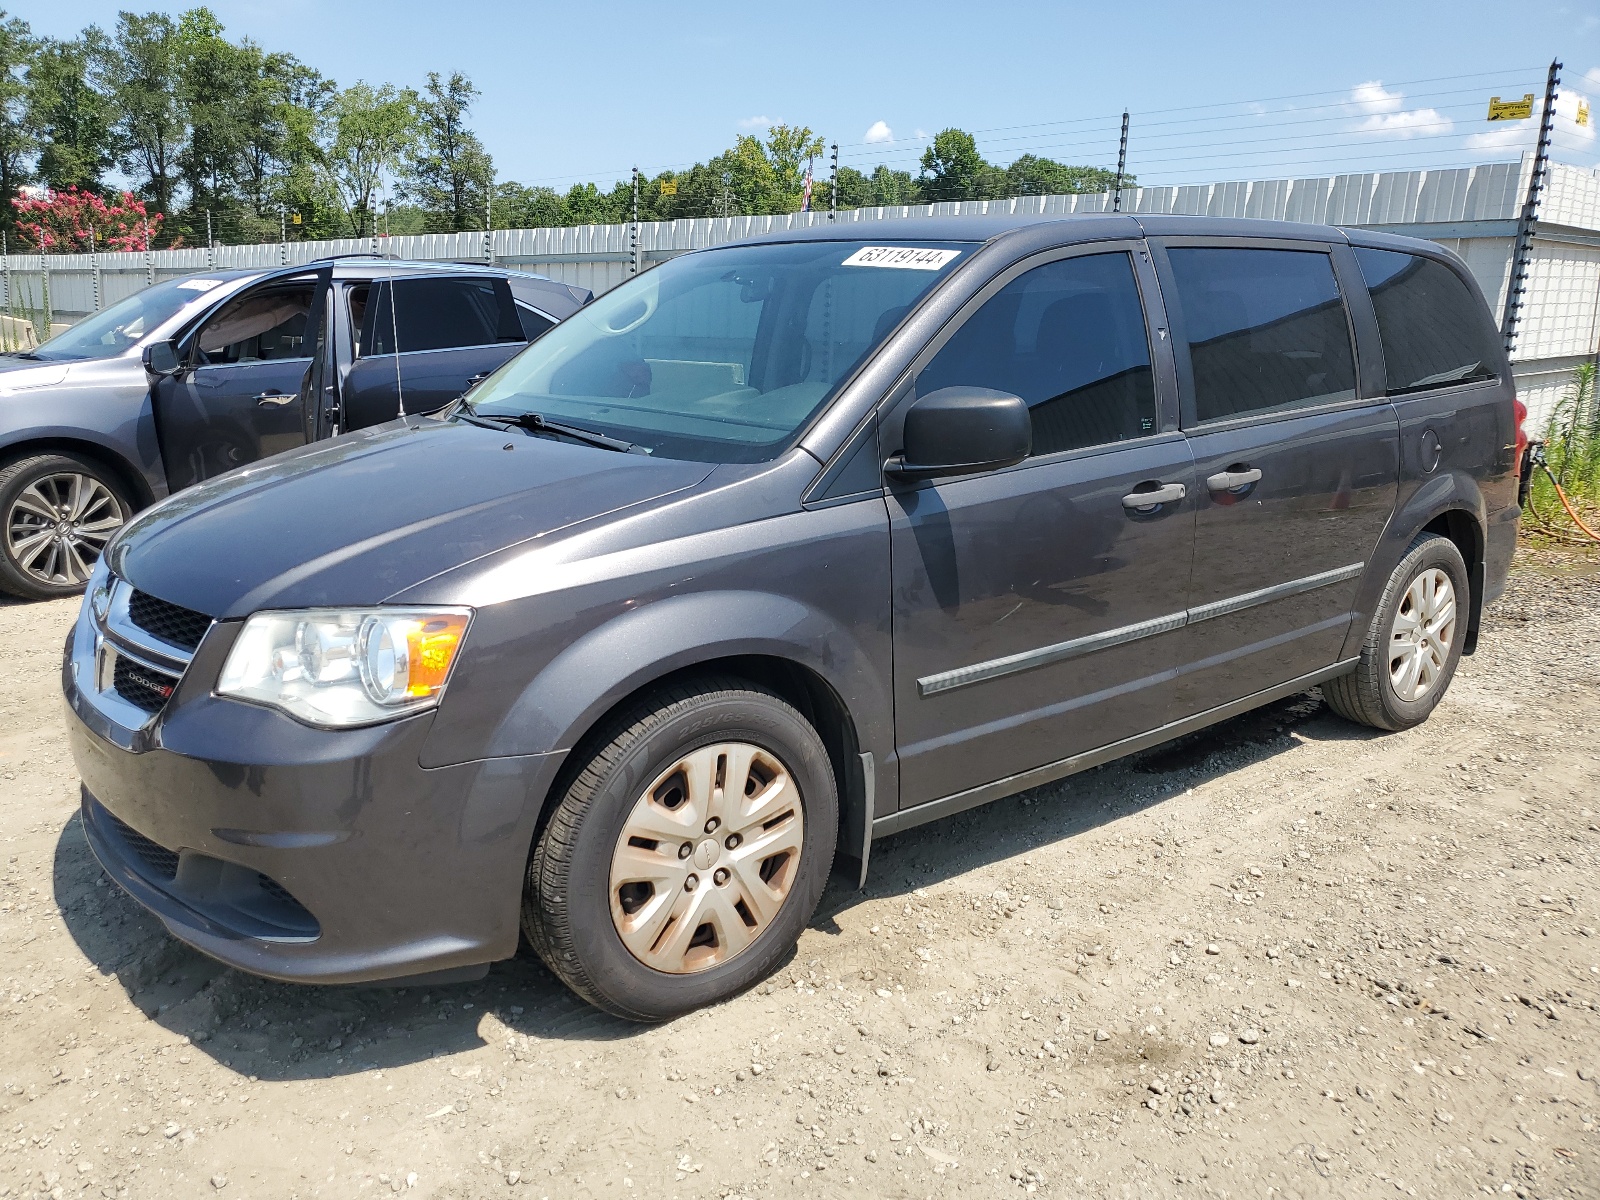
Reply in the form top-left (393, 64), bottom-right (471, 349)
top-left (64, 617), bottom-right (562, 985)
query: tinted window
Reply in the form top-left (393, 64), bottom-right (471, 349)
top-left (518, 305), bottom-right (555, 340)
top-left (1353, 248), bottom-right (1500, 394)
top-left (1168, 248), bottom-right (1357, 423)
top-left (918, 252), bottom-right (1157, 456)
top-left (358, 277), bottom-right (521, 356)
top-left (195, 285), bottom-right (314, 364)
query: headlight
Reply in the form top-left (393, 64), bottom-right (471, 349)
top-left (217, 607), bottom-right (472, 728)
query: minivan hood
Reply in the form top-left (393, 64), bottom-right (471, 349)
top-left (110, 420), bottom-right (715, 616)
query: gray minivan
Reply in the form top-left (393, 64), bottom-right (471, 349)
top-left (63, 214), bottom-right (1522, 1020)
top-left (0, 258), bottom-right (588, 600)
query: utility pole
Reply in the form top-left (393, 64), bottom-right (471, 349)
top-left (830, 143), bottom-right (839, 222)
top-left (630, 167), bottom-right (640, 275)
top-left (1112, 110), bottom-right (1130, 212)
top-left (1501, 59), bottom-right (1561, 357)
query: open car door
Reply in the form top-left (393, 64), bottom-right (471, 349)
top-left (150, 265), bottom-right (333, 492)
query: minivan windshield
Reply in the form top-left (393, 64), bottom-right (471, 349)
top-left (25, 274), bottom-right (229, 362)
top-left (466, 240), bottom-right (971, 462)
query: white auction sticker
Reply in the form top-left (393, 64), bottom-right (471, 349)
top-left (841, 246), bottom-right (961, 270)
top-left (176, 278), bottom-right (224, 291)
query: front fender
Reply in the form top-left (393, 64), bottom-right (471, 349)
top-left (421, 588), bottom-right (893, 771)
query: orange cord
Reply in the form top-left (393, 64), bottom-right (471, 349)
top-left (1541, 463), bottom-right (1600, 542)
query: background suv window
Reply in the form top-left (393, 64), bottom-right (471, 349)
top-left (1353, 248), bottom-right (1500, 394)
top-left (1168, 247), bottom-right (1357, 423)
top-left (357, 277), bottom-right (522, 356)
top-left (195, 285), bottom-right (314, 364)
top-left (918, 252), bottom-right (1157, 457)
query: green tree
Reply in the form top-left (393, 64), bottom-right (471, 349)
top-left (918, 128), bottom-right (986, 201)
top-left (96, 10), bottom-right (189, 218)
top-left (402, 71), bottom-right (493, 232)
top-left (0, 10), bottom-right (35, 233)
top-left (175, 10), bottom-right (256, 229)
top-left (491, 180), bottom-right (564, 228)
top-left (1004, 154), bottom-right (1129, 197)
top-left (319, 81), bottom-right (419, 237)
top-left (26, 34), bottom-right (114, 194)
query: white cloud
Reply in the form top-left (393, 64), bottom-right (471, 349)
top-left (913, 128), bottom-right (928, 140)
top-left (863, 120), bottom-right (893, 144)
top-left (738, 115), bottom-right (775, 129)
top-left (1347, 81), bottom-right (1452, 138)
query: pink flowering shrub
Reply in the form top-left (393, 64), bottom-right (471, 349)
top-left (10, 189), bottom-right (166, 253)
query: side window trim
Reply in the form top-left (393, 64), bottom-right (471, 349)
top-left (1148, 236), bottom-right (1371, 430)
top-left (878, 239), bottom-right (1177, 465)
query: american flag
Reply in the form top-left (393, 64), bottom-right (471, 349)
top-left (801, 163), bottom-right (813, 212)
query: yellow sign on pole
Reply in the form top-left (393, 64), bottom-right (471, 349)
top-left (290, 212), bottom-right (302, 225)
top-left (1579, 99), bottom-right (1592, 128)
top-left (1487, 94), bottom-right (1536, 121)
top-left (659, 180), bottom-right (678, 196)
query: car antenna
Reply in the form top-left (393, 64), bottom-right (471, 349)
top-left (388, 265), bottom-right (406, 419)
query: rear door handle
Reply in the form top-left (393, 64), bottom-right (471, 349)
top-left (1121, 481), bottom-right (1187, 509)
top-left (1206, 467), bottom-right (1263, 491)
top-left (254, 391), bottom-right (294, 407)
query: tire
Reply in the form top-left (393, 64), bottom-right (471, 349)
top-left (1323, 533), bottom-right (1469, 731)
top-left (524, 678), bottom-right (837, 1022)
top-left (0, 453), bottom-right (132, 601)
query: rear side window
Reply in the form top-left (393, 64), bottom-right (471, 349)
top-left (518, 305), bottom-right (555, 340)
top-left (1353, 248), bottom-right (1500, 394)
top-left (918, 252), bottom-right (1157, 457)
top-left (357, 277), bottom-right (522, 356)
top-left (1168, 247), bottom-right (1357, 423)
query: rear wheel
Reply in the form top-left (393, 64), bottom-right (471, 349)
top-left (523, 679), bottom-right (836, 1021)
top-left (1323, 533), bottom-right (1468, 731)
top-left (0, 453), bottom-right (131, 601)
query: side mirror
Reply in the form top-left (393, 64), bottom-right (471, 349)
top-left (884, 387), bottom-right (1031, 481)
top-left (142, 340), bottom-right (181, 377)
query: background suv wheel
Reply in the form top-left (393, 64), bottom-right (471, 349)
top-left (0, 453), bottom-right (132, 601)
top-left (1323, 532), bottom-right (1469, 731)
top-left (523, 678), bottom-right (837, 1022)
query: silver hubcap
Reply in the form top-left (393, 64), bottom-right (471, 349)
top-left (1388, 567), bottom-right (1456, 702)
top-left (609, 741), bottom-right (805, 975)
top-left (5, 472), bottom-right (124, 587)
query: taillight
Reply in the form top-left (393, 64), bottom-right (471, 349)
top-left (1512, 396), bottom-right (1528, 477)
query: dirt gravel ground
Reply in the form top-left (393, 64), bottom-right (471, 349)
top-left (1, 547), bottom-right (1597, 1200)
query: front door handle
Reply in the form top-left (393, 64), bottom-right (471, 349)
top-left (1121, 481), bottom-right (1187, 510)
top-left (254, 391), bottom-right (295, 407)
top-left (1206, 466), bottom-right (1263, 491)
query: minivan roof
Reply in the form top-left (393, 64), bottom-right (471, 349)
top-left (731, 212), bottom-right (1446, 257)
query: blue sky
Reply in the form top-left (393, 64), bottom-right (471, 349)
top-left (13, 0), bottom-right (1600, 191)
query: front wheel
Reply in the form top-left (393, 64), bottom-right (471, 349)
top-left (523, 679), bottom-right (837, 1021)
top-left (1323, 532), bottom-right (1468, 731)
top-left (0, 453), bottom-right (132, 601)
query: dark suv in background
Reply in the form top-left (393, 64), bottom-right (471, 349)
top-left (0, 258), bottom-right (588, 599)
top-left (63, 214), bottom-right (1521, 1021)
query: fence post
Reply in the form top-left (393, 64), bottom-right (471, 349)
top-left (630, 167), bottom-right (640, 275)
top-left (145, 247), bottom-right (155, 287)
top-left (1502, 59), bottom-right (1562, 357)
top-left (40, 253), bottom-right (52, 335)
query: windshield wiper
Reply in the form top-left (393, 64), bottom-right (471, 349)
top-left (2, 351), bottom-right (44, 361)
top-left (457, 406), bottom-right (639, 454)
